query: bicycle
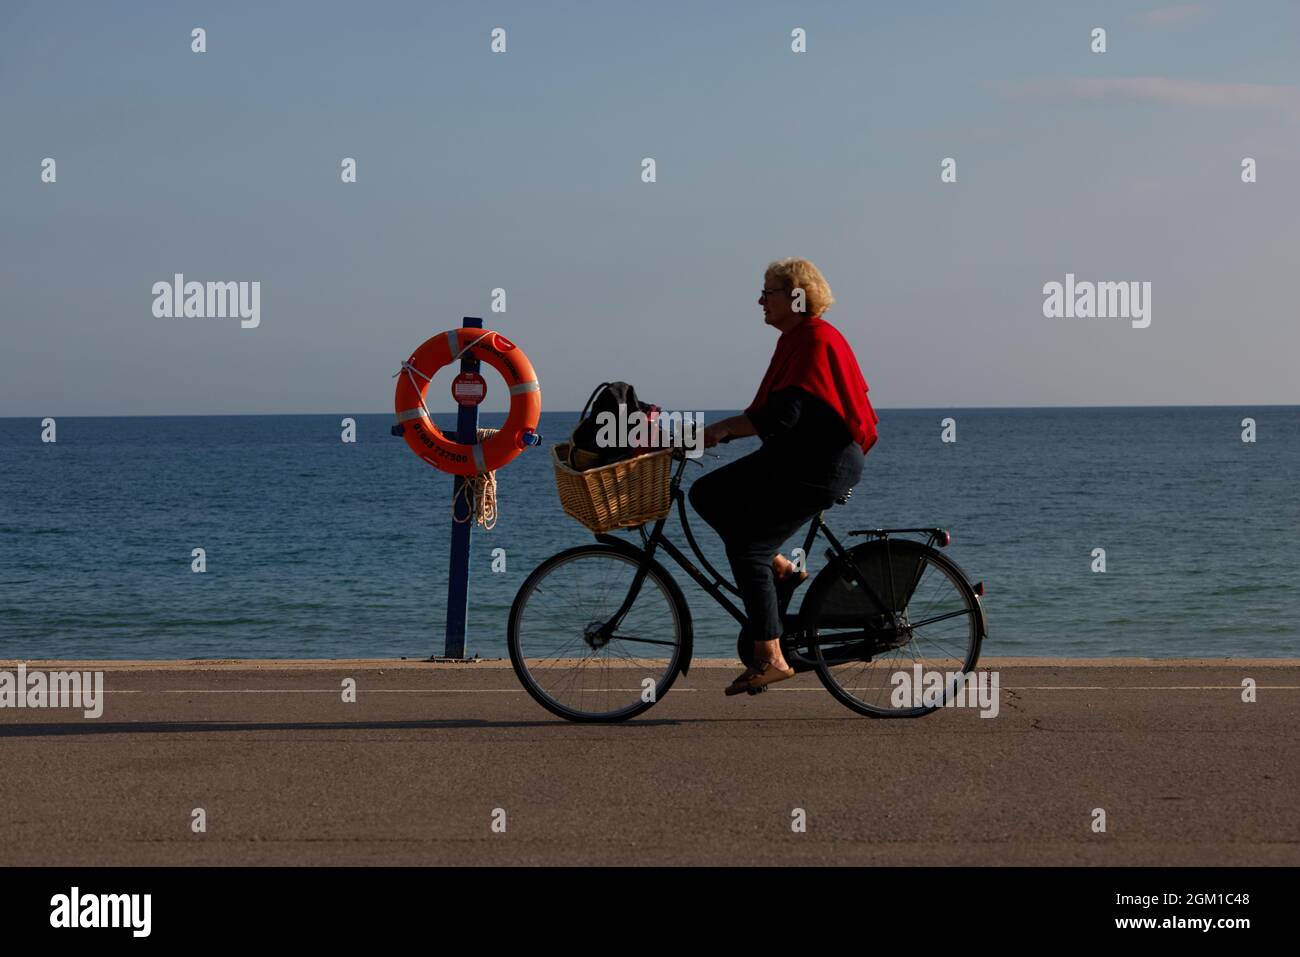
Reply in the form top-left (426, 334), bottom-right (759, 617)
top-left (508, 442), bottom-right (988, 722)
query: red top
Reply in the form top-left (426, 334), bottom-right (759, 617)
top-left (745, 316), bottom-right (879, 454)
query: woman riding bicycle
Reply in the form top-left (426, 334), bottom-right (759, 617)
top-left (693, 258), bottom-right (880, 696)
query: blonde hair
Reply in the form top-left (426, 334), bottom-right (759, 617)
top-left (765, 257), bottom-right (834, 316)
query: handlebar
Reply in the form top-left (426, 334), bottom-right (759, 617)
top-left (671, 431), bottom-right (737, 463)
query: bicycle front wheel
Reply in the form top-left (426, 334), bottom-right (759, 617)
top-left (507, 543), bottom-right (689, 722)
top-left (801, 539), bottom-right (984, 718)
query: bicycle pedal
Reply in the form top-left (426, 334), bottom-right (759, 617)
top-left (746, 684), bottom-right (768, 696)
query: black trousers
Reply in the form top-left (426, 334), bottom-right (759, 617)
top-left (688, 445), bottom-right (861, 643)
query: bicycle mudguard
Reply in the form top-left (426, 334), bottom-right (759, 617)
top-left (933, 551), bottom-right (990, 640)
top-left (593, 533), bottom-right (696, 675)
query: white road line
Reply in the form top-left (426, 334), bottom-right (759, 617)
top-left (77, 685), bottom-right (1300, 694)
top-left (61, 689), bottom-right (529, 695)
top-left (822, 686), bottom-right (1300, 692)
top-left (1008, 686), bottom-right (1300, 690)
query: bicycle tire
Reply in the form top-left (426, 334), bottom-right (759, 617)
top-left (800, 539), bottom-right (985, 718)
top-left (507, 542), bottom-right (691, 722)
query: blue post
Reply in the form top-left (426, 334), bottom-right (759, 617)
top-left (444, 316), bottom-right (482, 659)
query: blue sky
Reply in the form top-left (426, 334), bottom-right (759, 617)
top-left (2, 0), bottom-right (1297, 415)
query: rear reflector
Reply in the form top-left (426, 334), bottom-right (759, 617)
top-left (973, 581), bottom-right (985, 596)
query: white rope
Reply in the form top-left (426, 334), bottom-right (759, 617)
top-left (459, 330), bottom-right (495, 358)
top-left (452, 428), bottom-right (499, 529)
top-left (395, 360), bottom-right (436, 422)
top-left (396, 359), bottom-right (434, 383)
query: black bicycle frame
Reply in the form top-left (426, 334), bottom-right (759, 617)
top-left (593, 452), bottom-right (934, 649)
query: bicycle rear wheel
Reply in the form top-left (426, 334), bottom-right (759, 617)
top-left (800, 539), bottom-right (984, 717)
top-left (507, 543), bottom-right (689, 722)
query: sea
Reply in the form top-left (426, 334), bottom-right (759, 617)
top-left (1, 407), bottom-right (1297, 660)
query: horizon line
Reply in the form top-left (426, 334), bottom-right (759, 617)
top-left (2, 403), bottom-right (1297, 419)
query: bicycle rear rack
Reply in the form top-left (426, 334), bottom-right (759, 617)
top-left (847, 527), bottom-right (950, 548)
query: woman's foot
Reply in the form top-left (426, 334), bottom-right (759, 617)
top-left (771, 553), bottom-right (798, 581)
top-left (748, 655), bottom-right (796, 689)
top-left (726, 638), bottom-right (790, 696)
top-left (724, 666), bottom-right (760, 696)
top-left (772, 554), bottom-right (809, 607)
top-left (754, 638), bottom-right (791, 675)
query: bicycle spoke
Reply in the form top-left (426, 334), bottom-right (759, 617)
top-left (808, 541), bottom-right (980, 715)
top-left (606, 634), bottom-right (679, 648)
top-left (908, 607), bottom-right (973, 630)
top-left (510, 547), bottom-right (682, 720)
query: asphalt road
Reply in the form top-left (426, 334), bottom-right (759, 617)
top-left (1, 659), bottom-right (1296, 866)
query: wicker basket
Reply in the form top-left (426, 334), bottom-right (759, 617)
top-left (552, 442), bottom-right (673, 533)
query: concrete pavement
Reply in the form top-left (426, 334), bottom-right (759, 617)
top-left (1, 658), bottom-right (1296, 866)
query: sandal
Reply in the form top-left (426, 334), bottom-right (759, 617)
top-left (725, 667), bottom-right (760, 696)
top-left (747, 659), bottom-right (796, 690)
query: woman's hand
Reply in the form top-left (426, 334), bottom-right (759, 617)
top-left (702, 422), bottom-right (729, 448)
top-left (703, 414), bottom-right (757, 448)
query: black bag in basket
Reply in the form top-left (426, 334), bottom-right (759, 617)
top-left (568, 382), bottom-right (660, 471)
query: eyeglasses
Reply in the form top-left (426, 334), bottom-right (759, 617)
top-left (759, 287), bottom-right (787, 301)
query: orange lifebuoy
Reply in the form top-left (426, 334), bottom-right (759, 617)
top-left (394, 329), bottom-right (541, 476)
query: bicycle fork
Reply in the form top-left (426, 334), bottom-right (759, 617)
top-left (590, 517), bottom-right (675, 648)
